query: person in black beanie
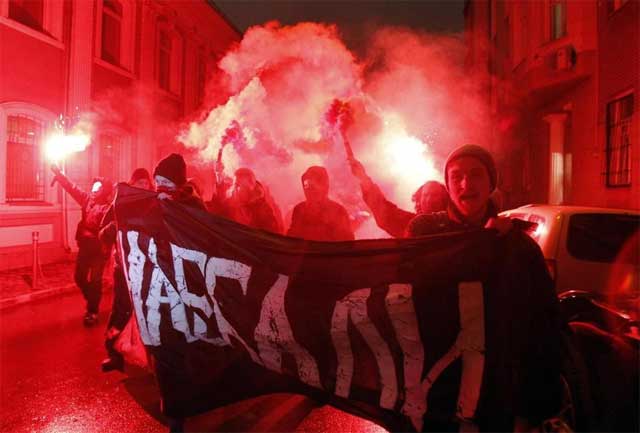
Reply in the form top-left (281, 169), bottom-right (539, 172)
top-left (405, 144), bottom-right (564, 431)
top-left (153, 153), bottom-right (205, 211)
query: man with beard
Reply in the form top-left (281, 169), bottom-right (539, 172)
top-left (51, 165), bottom-right (113, 326)
top-left (287, 166), bottom-right (354, 241)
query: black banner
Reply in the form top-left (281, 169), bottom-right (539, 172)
top-left (113, 184), bottom-right (558, 431)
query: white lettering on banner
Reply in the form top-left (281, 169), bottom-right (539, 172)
top-left (254, 274), bottom-right (322, 388)
top-left (385, 284), bottom-right (426, 430)
top-left (414, 281), bottom-right (485, 430)
top-left (205, 256), bottom-right (261, 361)
top-left (126, 231), bottom-right (153, 345)
top-left (147, 238), bottom-right (197, 344)
top-left (122, 229), bottom-right (486, 430)
top-left (171, 244), bottom-right (227, 345)
top-left (330, 288), bottom-right (398, 409)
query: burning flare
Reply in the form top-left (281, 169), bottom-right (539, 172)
top-left (45, 132), bottom-right (90, 163)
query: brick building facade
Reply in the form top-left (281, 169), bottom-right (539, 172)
top-left (0, 0), bottom-right (240, 270)
top-left (464, 0), bottom-right (638, 210)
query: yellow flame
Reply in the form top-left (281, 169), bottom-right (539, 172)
top-left (45, 132), bottom-right (90, 162)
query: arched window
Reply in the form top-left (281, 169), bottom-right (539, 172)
top-left (6, 114), bottom-right (45, 201)
top-left (0, 102), bottom-right (56, 204)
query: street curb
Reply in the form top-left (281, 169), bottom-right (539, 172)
top-left (0, 283), bottom-right (77, 311)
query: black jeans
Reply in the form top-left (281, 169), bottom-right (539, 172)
top-left (74, 239), bottom-right (107, 314)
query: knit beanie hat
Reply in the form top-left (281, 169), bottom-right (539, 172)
top-left (301, 166), bottom-right (329, 187)
top-left (153, 153), bottom-right (187, 187)
top-left (444, 144), bottom-right (497, 192)
top-left (129, 167), bottom-right (151, 184)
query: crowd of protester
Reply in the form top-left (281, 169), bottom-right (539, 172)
top-left (50, 144), bottom-right (524, 355)
top-left (51, 143), bottom-right (565, 431)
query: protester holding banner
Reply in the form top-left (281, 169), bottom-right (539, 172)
top-left (349, 158), bottom-right (448, 238)
top-left (153, 153), bottom-right (206, 211)
top-left (287, 166), bottom-right (354, 241)
top-left (408, 144), bottom-right (564, 429)
top-left (50, 165), bottom-right (113, 326)
top-left (99, 167), bottom-right (153, 372)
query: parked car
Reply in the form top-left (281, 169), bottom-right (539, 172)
top-left (500, 204), bottom-right (639, 317)
top-left (501, 204), bottom-right (639, 432)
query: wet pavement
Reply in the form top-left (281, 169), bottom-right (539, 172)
top-left (0, 289), bottom-right (388, 432)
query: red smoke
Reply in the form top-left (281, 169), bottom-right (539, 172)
top-left (179, 21), bottom-right (491, 238)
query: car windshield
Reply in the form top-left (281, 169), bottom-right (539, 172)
top-left (567, 213), bottom-right (640, 264)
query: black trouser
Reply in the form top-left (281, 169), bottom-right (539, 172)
top-left (74, 239), bottom-right (107, 314)
top-left (105, 264), bottom-right (132, 358)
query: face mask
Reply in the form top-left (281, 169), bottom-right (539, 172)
top-left (91, 181), bottom-right (102, 193)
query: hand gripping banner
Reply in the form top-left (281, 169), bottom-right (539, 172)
top-left (112, 184), bottom-right (560, 432)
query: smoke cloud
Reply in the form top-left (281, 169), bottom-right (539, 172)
top-left (179, 21), bottom-right (491, 238)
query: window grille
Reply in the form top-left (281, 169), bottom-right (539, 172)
top-left (606, 94), bottom-right (634, 187)
top-left (6, 114), bottom-right (45, 202)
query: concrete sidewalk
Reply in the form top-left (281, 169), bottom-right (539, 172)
top-left (0, 259), bottom-right (79, 310)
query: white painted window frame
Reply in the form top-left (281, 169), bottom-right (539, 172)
top-left (156, 17), bottom-right (184, 97)
top-left (94, 0), bottom-right (136, 74)
top-left (0, 0), bottom-right (64, 49)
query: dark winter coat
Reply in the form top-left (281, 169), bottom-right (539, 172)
top-left (287, 198), bottom-right (354, 241)
top-left (55, 174), bottom-right (111, 245)
top-left (221, 182), bottom-right (282, 234)
top-left (405, 201), bottom-right (563, 426)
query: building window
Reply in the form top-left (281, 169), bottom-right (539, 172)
top-left (6, 114), bottom-right (44, 202)
top-left (156, 18), bottom-right (183, 95)
top-left (158, 27), bottom-right (172, 91)
top-left (101, 0), bottom-right (122, 65)
top-left (608, 0), bottom-right (629, 14)
top-left (8, 0), bottom-right (43, 31)
top-left (98, 134), bottom-right (121, 180)
top-left (550, 0), bottom-right (566, 40)
top-left (606, 94), bottom-right (634, 187)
